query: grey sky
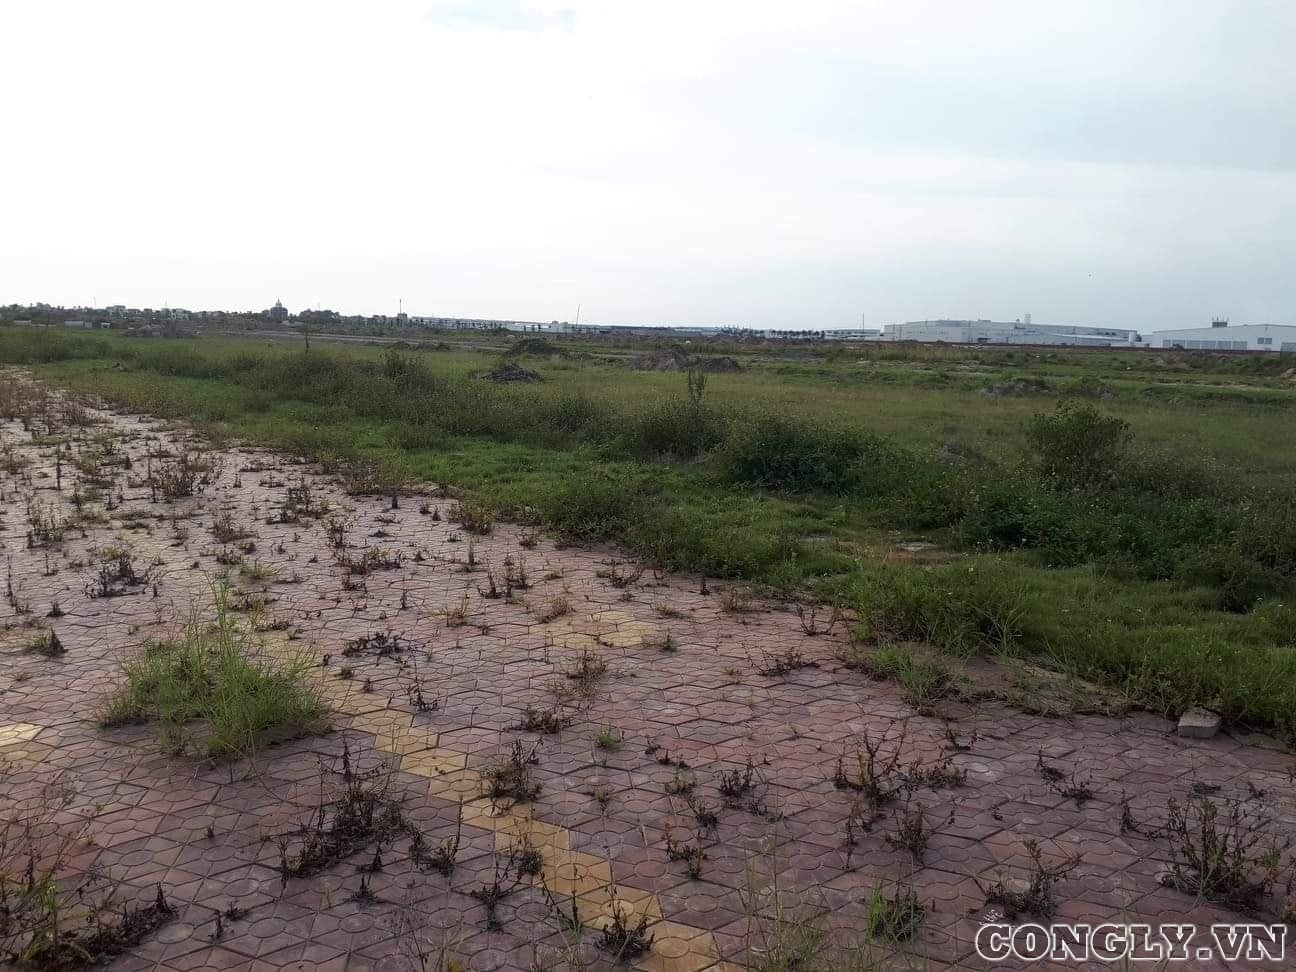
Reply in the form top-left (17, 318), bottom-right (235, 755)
top-left (2, 0), bottom-right (1292, 330)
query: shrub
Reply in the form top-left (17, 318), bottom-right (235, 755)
top-left (623, 398), bottom-right (727, 459)
top-left (628, 501), bottom-right (804, 581)
top-left (1176, 543), bottom-right (1288, 613)
top-left (954, 468), bottom-right (1082, 556)
top-left (534, 468), bottom-right (650, 542)
top-left (852, 561), bottom-right (1027, 655)
top-left (1237, 489), bottom-right (1296, 576)
top-left (1026, 402), bottom-right (1130, 489)
top-left (99, 586), bottom-right (323, 756)
top-left (722, 414), bottom-right (900, 495)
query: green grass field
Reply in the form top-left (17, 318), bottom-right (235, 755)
top-left (5, 325), bottom-right (1295, 738)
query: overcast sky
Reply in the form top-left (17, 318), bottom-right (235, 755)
top-left (3, 0), bottom-right (1293, 330)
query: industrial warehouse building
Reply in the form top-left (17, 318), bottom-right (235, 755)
top-left (1146, 322), bottom-right (1296, 352)
top-left (883, 319), bottom-right (1140, 346)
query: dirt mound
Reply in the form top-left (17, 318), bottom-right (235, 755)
top-left (479, 361), bottom-right (544, 383)
top-left (633, 350), bottom-right (742, 373)
top-left (506, 337), bottom-right (565, 358)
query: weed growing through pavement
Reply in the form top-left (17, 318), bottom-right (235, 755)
top-left (482, 741), bottom-right (543, 806)
top-left (410, 802), bottom-right (463, 877)
top-left (1155, 794), bottom-right (1291, 914)
top-left (1036, 751), bottom-right (1095, 807)
top-left (593, 726), bottom-right (623, 750)
top-left (665, 829), bottom-right (707, 878)
top-left (862, 882), bottom-right (926, 943)
top-left (85, 546), bottom-right (156, 598)
top-left (0, 765), bottom-right (178, 968)
top-left (884, 797), bottom-right (953, 864)
top-left (513, 704), bottom-right (572, 735)
top-left (981, 838), bottom-right (1081, 919)
top-left (451, 501), bottom-right (494, 536)
top-left (596, 893), bottom-right (654, 959)
top-left (756, 647), bottom-right (818, 677)
top-left (535, 595), bottom-right (571, 623)
top-left (98, 584), bottom-right (323, 757)
top-left (275, 741), bottom-right (420, 882)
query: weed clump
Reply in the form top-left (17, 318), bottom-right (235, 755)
top-left (451, 500), bottom-right (494, 535)
top-left (596, 897), bottom-right (654, 959)
top-left (563, 649), bottom-right (608, 691)
top-left (482, 741), bottom-right (543, 805)
top-left (513, 705), bottom-right (571, 735)
top-left (26, 629), bottom-right (65, 658)
top-left (275, 742), bottom-right (409, 881)
top-left (1036, 752), bottom-right (1095, 807)
top-left (837, 643), bottom-right (957, 710)
top-left (85, 547), bottom-right (155, 598)
top-left (535, 595), bottom-right (571, 623)
top-left (756, 647), bottom-right (818, 677)
top-left (982, 839), bottom-right (1080, 919)
top-left (833, 728), bottom-right (967, 833)
top-left (149, 449), bottom-right (221, 500)
top-left (0, 768), bottom-right (178, 969)
top-left (884, 798), bottom-right (952, 864)
top-left (1157, 795), bottom-right (1290, 913)
top-left (409, 804), bottom-right (463, 876)
top-left (342, 631), bottom-right (415, 659)
top-left (863, 883), bottom-right (926, 942)
top-left (98, 586), bottom-right (323, 756)
top-left (665, 830), bottom-right (707, 878)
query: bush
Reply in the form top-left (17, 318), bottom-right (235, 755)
top-left (1237, 489), bottom-right (1296, 576)
top-left (722, 414), bottom-right (901, 495)
top-left (1176, 543), bottom-right (1288, 613)
top-left (629, 504), bottom-right (803, 580)
top-left (623, 398), bottom-right (727, 459)
top-left (534, 468), bottom-right (651, 542)
top-left (1026, 402), bottom-right (1130, 489)
top-left (954, 469), bottom-right (1083, 557)
top-left (852, 561), bottom-right (1027, 655)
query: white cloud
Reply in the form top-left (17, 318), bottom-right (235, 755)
top-left (423, 1), bottom-right (575, 33)
top-left (1, 0), bottom-right (1292, 327)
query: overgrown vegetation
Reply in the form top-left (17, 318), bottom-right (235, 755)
top-left (1156, 794), bottom-right (1291, 914)
top-left (0, 768), bottom-right (175, 970)
top-left (275, 741), bottom-right (408, 881)
top-left (7, 327), bottom-right (1296, 735)
top-left (98, 585), bottom-right (324, 756)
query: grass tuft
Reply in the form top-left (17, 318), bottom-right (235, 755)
top-left (98, 584), bottom-right (324, 756)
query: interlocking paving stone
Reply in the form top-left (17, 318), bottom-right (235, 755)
top-left (2, 371), bottom-right (1294, 970)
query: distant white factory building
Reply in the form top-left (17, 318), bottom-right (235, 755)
top-left (884, 319), bottom-right (1140, 347)
top-left (823, 328), bottom-right (880, 341)
top-left (1146, 320), bottom-right (1296, 352)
